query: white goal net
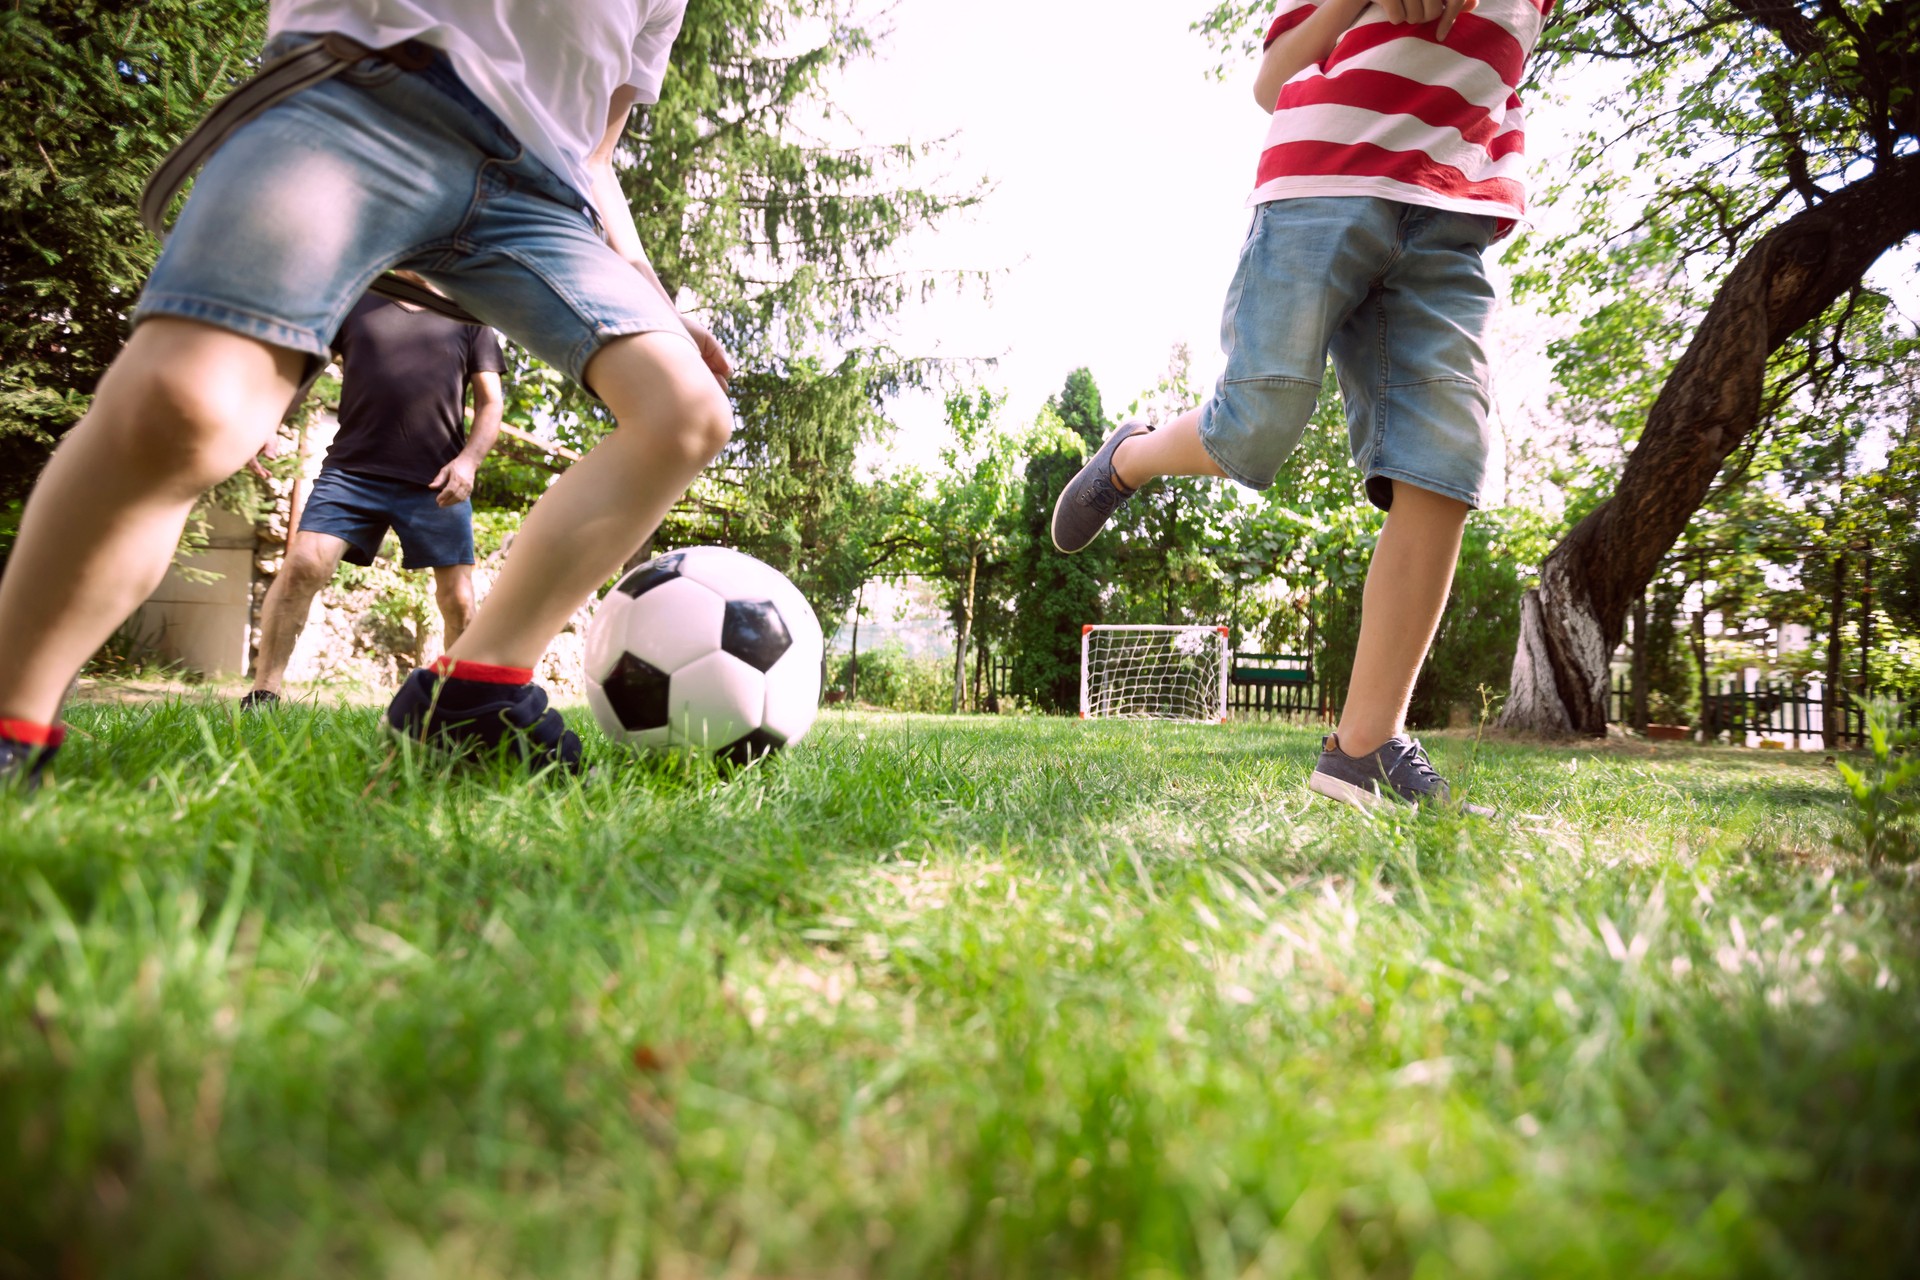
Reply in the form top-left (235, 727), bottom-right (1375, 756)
top-left (1080, 625), bottom-right (1230, 723)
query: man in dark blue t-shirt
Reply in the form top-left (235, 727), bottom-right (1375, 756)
top-left (244, 286), bottom-right (506, 705)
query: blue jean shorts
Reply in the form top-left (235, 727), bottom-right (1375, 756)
top-left (297, 467), bottom-right (473, 569)
top-left (1198, 197), bottom-right (1499, 510)
top-left (135, 34), bottom-right (689, 387)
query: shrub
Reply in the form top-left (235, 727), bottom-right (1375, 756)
top-left (834, 643), bottom-right (951, 714)
top-left (1835, 700), bottom-right (1920, 868)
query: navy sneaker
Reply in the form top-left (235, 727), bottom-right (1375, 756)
top-left (1308, 733), bottom-right (1495, 816)
top-left (1051, 419), bottom-right (1152, 553)
top-left (0, 737), bottom-right (59, 792)
top-left (385, 668), bottom-right (583, 772)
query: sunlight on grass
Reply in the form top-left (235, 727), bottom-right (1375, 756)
top-left (3, 701), bottom-right (1916, 1277)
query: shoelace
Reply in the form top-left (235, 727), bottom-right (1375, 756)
top-left (1382, 737), bottom-right (1444, 790)
top-left (1081, 467), bottom-right (1132, 513)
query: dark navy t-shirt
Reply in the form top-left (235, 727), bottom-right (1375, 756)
top-left (325, 295), bottom-right (507, 487)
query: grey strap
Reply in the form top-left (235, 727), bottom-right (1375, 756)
top-left (141, 33), bottom-right (484, 327)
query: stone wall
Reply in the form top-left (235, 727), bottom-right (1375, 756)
top-left (140, 405), bottom-right (592, 698)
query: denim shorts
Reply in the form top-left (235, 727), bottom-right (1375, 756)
top-left (296, 467), bottom-right (473, 569)
top-left (135, 34), bottom-right (689, 387)
top-left (1198, 197), bottom-right (1499, 510)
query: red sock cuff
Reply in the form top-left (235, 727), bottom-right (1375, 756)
top-left (430, 657), bottom-right (533, 685)
top-left (0, 718), bottom-right (65, 749)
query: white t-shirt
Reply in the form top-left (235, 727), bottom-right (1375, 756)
top-left (269, 0), bottom-right (688, 208)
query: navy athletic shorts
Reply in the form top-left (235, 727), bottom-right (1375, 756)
top-left (296, 466), bottom-right (474, 569)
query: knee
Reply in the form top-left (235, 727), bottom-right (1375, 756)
top-left (109, 362), bottom-right (273, 484)
top-left (88, 321), bottom-right (299, 486)
top-left (277, 552), bottom-right (334, 596)
top-left (671, 383), bottom-right (734, 468)
top-left (612, 379), bottom-right (733, 471)
top-left (436, 577), bottom-right (475, 618)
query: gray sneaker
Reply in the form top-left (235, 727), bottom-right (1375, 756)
top-left (1308, 733), bottom-right (1494, 816)
top-left (1051, 419), bottom-right (1152, 554)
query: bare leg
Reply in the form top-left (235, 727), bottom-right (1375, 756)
top-left (0, 319), bottom-right (304, 725)
top-left (1334, 482), bottom-right (1469, 756)
top-left (1111, 407), bottom-right (1226, 488)
top-left (446, 331), bottom-right (731, 669)
top-left (250, 531), bottom-right (350, 696)
top-left (432, 563), bottom-right (476, 654)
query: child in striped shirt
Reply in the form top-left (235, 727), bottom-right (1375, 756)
top-left (1052, 0), bottom-right (1552, 813)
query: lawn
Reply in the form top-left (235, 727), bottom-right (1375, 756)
top-left (2, 700), bottom-right (1916, 1278)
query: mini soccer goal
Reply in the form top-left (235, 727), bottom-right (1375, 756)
top-left (1080, 624), bottom-right (1231, 723)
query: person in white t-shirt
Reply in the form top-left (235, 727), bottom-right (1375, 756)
top-left (0, 0), bottom-right (731, 779)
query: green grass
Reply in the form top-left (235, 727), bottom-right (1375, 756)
top-left (3, 701), bottom-right (1916, 1278)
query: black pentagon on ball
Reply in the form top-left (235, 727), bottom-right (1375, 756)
top-left (716, 726), bottom-right (785, 768)
top-left (601, 651), bottom-right (672, 731)
top-left (721, 599), bottom-right (792, 672)
top-left (614, 551), bottom-right (686, 599)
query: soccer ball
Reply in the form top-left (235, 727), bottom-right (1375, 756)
top-left (584, 546), bottom-right (825, 763)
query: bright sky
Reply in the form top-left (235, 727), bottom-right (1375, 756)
top-left (821, 0), bottom-right (1919, 486)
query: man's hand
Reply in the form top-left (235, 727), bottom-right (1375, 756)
top-left (683, 318), bottom-right (734, 393)
top-left (1374, 0), bottom-right (1477, 39)
top-left (429, 457), bottom-right (477, 507)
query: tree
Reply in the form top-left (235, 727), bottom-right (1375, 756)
top-left (0, 0), bottom-right (265, 554)
top-left (1495, 0), bottom-right (1920, 734)
top-left (910, 388), bottom-right (1023, 713)
top-left (1007, 370), bottom-right (1115, 713)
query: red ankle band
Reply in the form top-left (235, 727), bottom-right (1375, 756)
top-left (430, 658), bottom-right (532, 685)
top-left (0, 718), bottom-right (65, 749)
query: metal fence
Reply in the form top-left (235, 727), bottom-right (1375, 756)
top-left (1605, 674), bottom-right (1911, 748)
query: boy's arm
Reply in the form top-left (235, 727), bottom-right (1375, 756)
top-left (587, 87), bottom-right (732, 391)
top-left (1254, 0), bottom-right (1478, 111)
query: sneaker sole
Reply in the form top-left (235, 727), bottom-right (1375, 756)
top-left (1307, 770), bottom-right (1407, 813)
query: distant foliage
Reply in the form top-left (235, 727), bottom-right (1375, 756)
top-left (831, 643), bottom-right (949, 715)
top-left (0, 0), bottom-right (265, 512)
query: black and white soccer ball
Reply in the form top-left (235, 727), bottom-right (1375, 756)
top-left (585, 546), bottom-right (825, 763)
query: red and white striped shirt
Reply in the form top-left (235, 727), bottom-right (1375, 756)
top-left (1250, 0), bottom-right (1552, 231)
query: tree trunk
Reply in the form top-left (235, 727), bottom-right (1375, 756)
top-left (951, 550), bottom-right (977, 714)
top-left (1630, 588), bottom-right (1649, 733)
top-left (1499, 155), bottom-right (1920, 736)
top-left (1688, 562), bottom-right (1709, 739)
top-left (975, 637), bottom-right (987, 713)
top-left (1825, 552), bottom-right (1847, 750)
top-left (1860, 550), bottom-right (1874, 699)
top-left (848, 579), bottom-right (864, 702)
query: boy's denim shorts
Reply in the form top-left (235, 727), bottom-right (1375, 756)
top-left (1197, 196), bottom-right (1499, 511)
top-left (297, 467), bottom-right (473, 570)
top-left (135, 34), bottom-right (689, 388)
